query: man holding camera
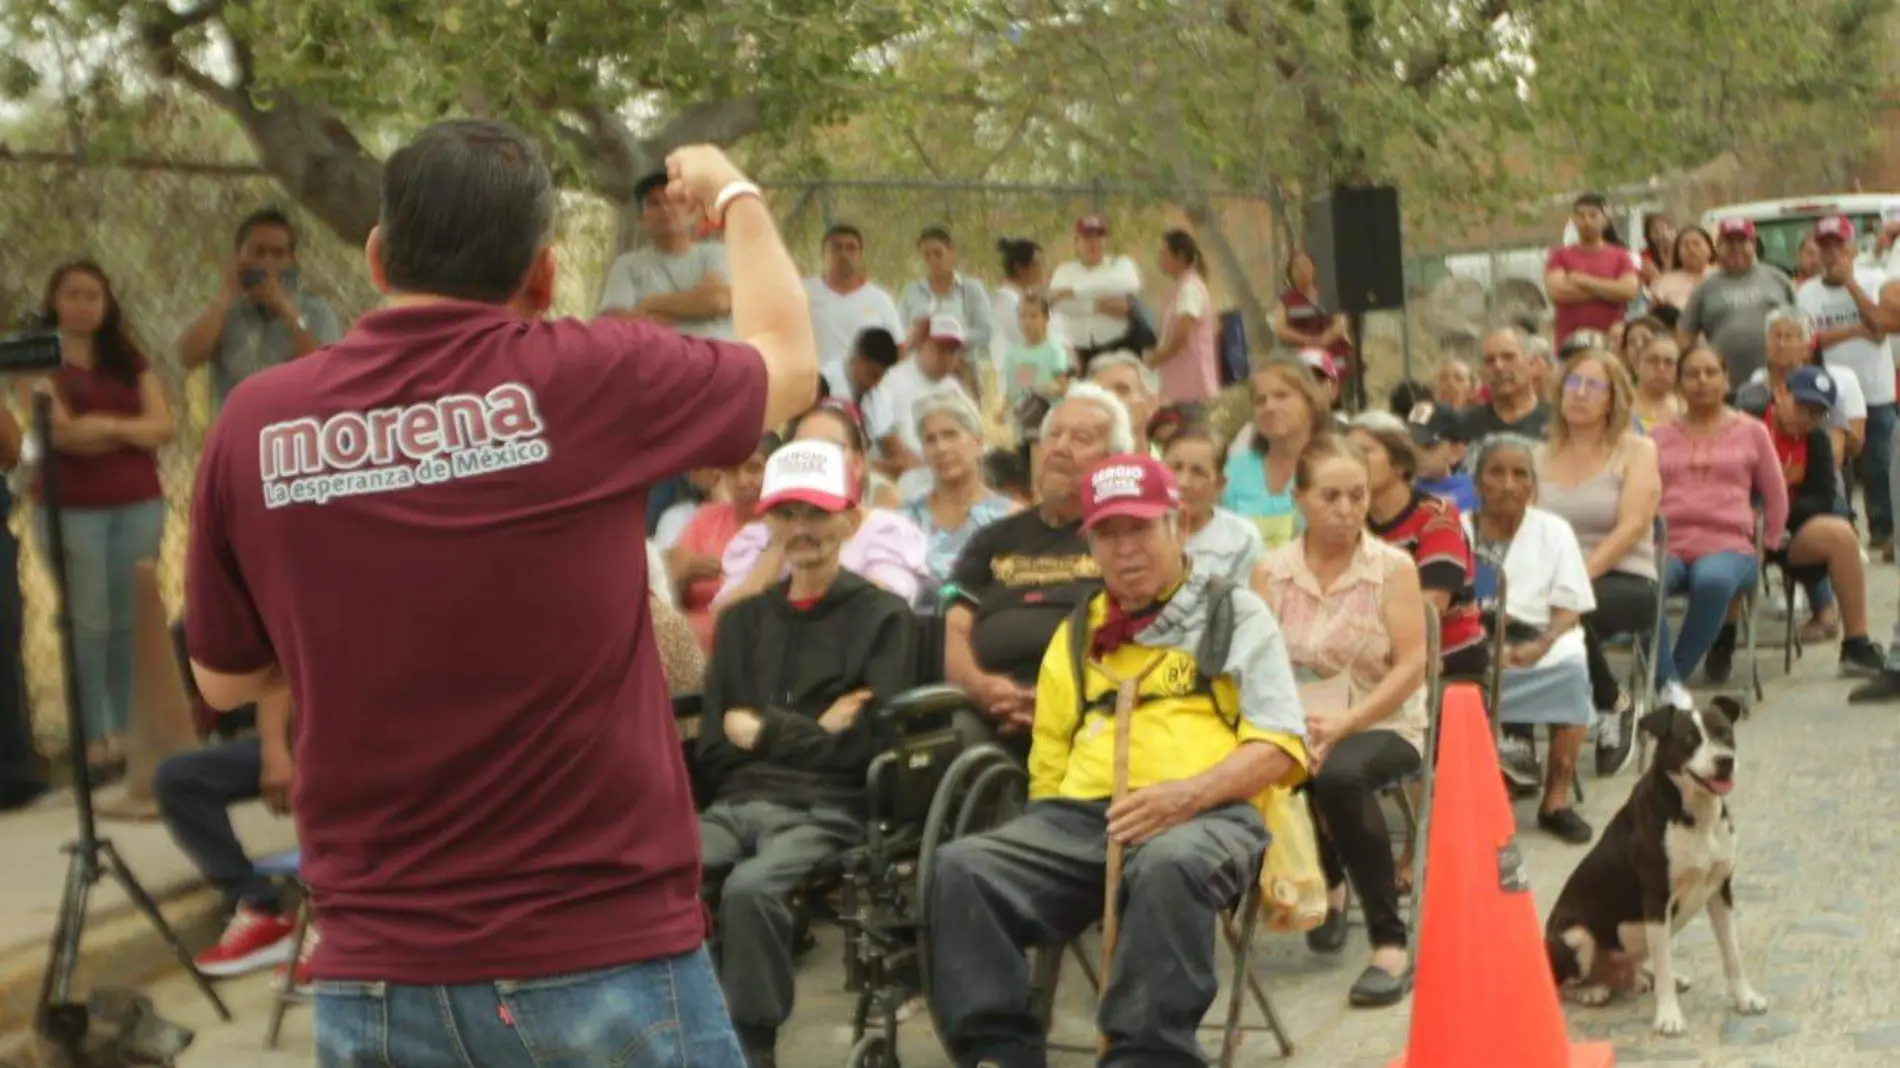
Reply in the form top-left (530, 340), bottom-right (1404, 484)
top-left (177, 208), bottom-right (343, 407)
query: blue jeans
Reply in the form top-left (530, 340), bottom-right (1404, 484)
top-left (1658, 553), bottom-right (1757, 684)
top-left (1864, 403), bottom-right (1896, 539)
top-left (315, 950), bottom-right (746, 1068)
top-left (34, 499), bottom-right (165, 743)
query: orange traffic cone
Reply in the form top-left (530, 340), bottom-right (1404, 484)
top-left (1387, 683), bottom-right (1614, 1068)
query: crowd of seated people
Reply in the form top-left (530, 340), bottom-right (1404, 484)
top-left (130, 188), bottom-right (1900, 1065)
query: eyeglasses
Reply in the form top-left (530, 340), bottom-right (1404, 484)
top-left (1564, 374), bottom-right (1611, 398)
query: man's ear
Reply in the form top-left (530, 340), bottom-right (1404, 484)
top-left (1638, 707), bottom-right (1677, 740)
top-left (518, 245), bottom-right (558, 317)
top-left (364, 226), bottom-right (390, 295)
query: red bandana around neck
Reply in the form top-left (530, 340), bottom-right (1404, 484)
top-left (1089, 580), bottom-right (1184, 660)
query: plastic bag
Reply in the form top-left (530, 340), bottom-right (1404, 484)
top-left (1254, 667), bottom-right (1349, 932)
top-left (1257, 785), bottom-right (1328, 933)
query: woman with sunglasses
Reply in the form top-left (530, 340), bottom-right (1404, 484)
top-left (1534, 349), bottom-right (1659, 776)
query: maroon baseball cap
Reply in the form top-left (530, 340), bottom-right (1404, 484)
top-left (1298, 347), bottom-right (1340, 381)
top-left (1716, 217), bottom-right (1756, 241)
top-left (1075, 214), bottom-right (1109, 236)
top-left (1814, 215), bottom-right (1856, 243)
top-left (1081, 454), bottom-right (1180, 531)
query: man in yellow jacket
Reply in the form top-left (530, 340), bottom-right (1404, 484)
top-left (925, 452), bottom-right (1309, 1068)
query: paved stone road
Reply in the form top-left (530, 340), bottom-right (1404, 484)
top-left (126, 583), bottom-right (1900, 1068)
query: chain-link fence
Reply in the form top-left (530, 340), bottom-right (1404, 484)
top-left (0, 161), bottom-right (1296, 754)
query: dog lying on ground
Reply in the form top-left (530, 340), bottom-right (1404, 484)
top-left (22, 987), bottom-right (193, 1067)
top-left (1544, 696), bottom-right (1770, 1036)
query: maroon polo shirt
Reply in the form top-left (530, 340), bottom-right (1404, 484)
top-left (38, 352), bottom-right (163, 509)
top-left (185, 300), bottom-right (768, 983)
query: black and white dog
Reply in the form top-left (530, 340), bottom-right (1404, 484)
top-left (1544, 697), bottom-right (1769, 1036)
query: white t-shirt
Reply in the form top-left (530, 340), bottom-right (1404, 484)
top-left (1463, 508), bottom-right (1595, 670)
top-left (1744, 367), bottom-right (1867, 432)
top-left (990, 283), bottom-right (1025, 377)
top-left (646, 540), bottom-right (676, 606)
top-left (1798, 270), bottom-right (1896, 405)
top-left (596, 243), bottom-right (733, 339)
top-left (1049, 256), bottom-right (1142, 349)
top-left (653, 501), bottom-right (699, 550)
top-left (1174, 275), bottom-right (1211, 321)
top-left (863, 359), bottom-right (975, 461)
top-left (805, 277), bottom-right (903, 374)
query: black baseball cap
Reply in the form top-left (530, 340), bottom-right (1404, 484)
top-left (1407, 402), bottom-right (1464, 447)
top-left (633, 171), bottom-right (669, 204)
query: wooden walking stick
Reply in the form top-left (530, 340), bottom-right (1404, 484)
top-left (1095, 651), bottom-right (1166, 1055)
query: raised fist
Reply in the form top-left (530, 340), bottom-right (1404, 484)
top-left (664, 146), bottom-right (748, 220)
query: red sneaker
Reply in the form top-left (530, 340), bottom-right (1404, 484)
top-left (273, 925), bottom-right (319, 995)
top-left (195, 905), bottom-right (296, 977)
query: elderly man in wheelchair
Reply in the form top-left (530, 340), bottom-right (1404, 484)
top-left (694, 440), bottom-right (914, 1068)
top-left (924, 454), bottom-right (1310, 1068)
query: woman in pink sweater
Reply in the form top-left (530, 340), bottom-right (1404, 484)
top-left (1651, 346), bottom-right (1788, 708)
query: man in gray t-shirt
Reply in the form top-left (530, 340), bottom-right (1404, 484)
top-left (596, 172), bottom-right (733, 339)
top-left (179, 208), bottom-right (345, 407)
top-left (1678, 217), bottom-right (1795, 382)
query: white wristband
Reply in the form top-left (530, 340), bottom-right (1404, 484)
top-left (712, 181), bottom-right (763, 227)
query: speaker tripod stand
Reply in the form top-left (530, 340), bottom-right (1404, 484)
top-left (29, 392), bottom-right (229, 1051)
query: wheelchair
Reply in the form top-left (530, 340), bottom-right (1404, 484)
top-left (677, 602), bottom-right (1028, 1068)
top-left (836, 684), bottom-right (1026, 1067)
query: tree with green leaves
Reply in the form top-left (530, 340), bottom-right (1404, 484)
top-left (1, 0), bottom-right (945, 243)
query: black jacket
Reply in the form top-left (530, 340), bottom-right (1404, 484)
top-left (1787, 426), bottom-right (1845, 534)
top-left (697, 571), bottom-right (912, 814)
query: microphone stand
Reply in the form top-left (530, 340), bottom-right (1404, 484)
top-left (31, 391), bottom-right (230, 1053)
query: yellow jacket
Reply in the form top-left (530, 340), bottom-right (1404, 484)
top-left (1028, 574), bottom-right (1310, 802)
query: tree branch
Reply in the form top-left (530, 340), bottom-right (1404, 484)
top-left (1402, 0), bottom-right (1520, 92)
top-left (0, 144), bottom-right (268, 177)
top-left (646, 96), bottom-right (763, 155)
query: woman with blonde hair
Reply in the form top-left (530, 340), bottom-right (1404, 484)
top-left (1534, 347), bottom-right (1659, 775)
top-left (1222, 360), bottom-right (1332, 550)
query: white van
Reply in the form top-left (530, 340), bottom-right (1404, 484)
top-left (1701, 194), bottom-right (1900, 275)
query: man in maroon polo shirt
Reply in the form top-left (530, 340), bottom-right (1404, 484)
top-left (184, 120), bottom-right (816, 1067)
top-left (1545, 192), bottom-right (1639, 344)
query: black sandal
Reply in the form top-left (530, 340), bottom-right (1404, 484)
top-left (1349, 962), bottom-right (1414, 1007)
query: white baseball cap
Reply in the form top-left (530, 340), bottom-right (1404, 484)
top-left (927, 314), bottom-right (966, 346)
top-left (758, 440), bottom-right (859, 513)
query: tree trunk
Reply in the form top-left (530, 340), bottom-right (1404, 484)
top-left (226, 91), bottom-right (383, 246)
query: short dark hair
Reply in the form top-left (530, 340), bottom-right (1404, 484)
top-left (918, 225), bottom-right (953, 247)
top-left (1574, 192), bottom-right (1609, 212)
top-left (632, 171), bottom-right (669, 205)
top-left (824, 224), bottom-right (864, 248)
top-left (235, 208), bottom-right (296, 252)
top-left (982, 448), bottom-right (1029, 497)
top-left (852, 328), bottom-right (900, 369)
top-left (378, 120), bottom-right (554, 303)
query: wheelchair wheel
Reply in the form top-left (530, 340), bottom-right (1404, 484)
top-left (914, 744), bottom-right (1027, 1059)
top-left (844, 1032), bottom-right (894, 1068)
top-left (953, 758), bottom-right (1027, 839)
